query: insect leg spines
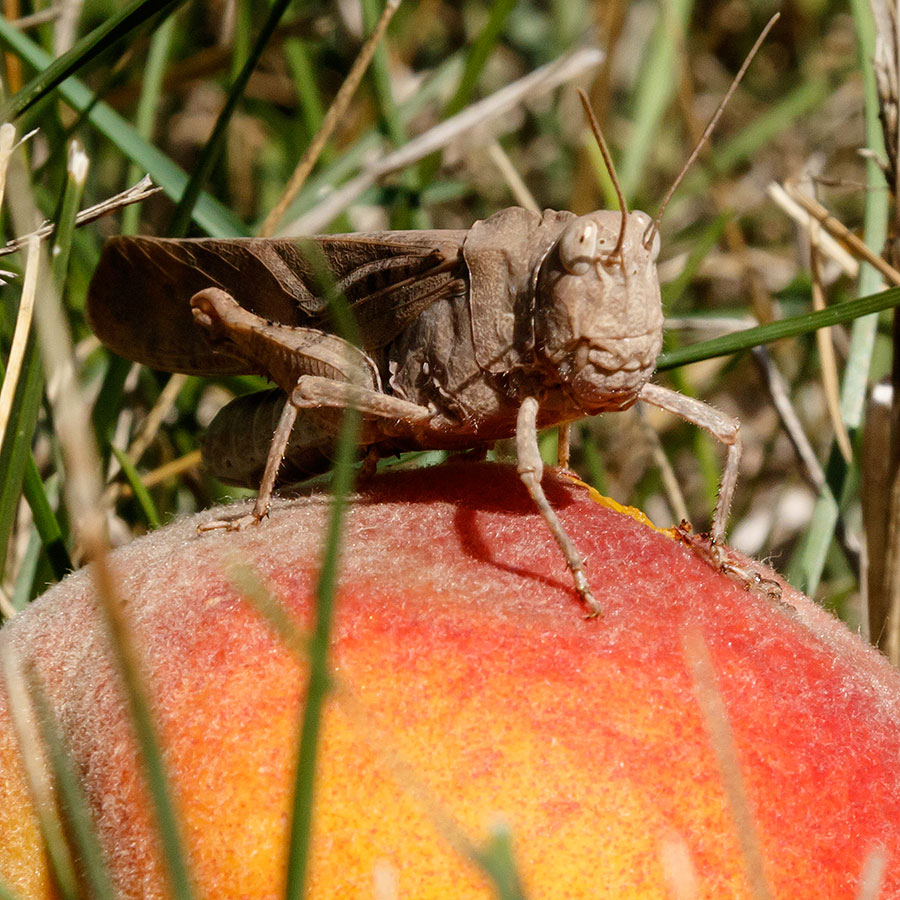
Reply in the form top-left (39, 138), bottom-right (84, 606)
top-left (638, 382), bottom-right (742, 542)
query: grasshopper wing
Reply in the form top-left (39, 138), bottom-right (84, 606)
top-left (86, 232), bottom-right (467, 375)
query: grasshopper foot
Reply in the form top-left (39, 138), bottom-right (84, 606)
top-left (574, 570), bottom-right (603, 619)
top-left (198, 507), bottom-right (269, 534)
top-left (675, 522), bottom-right (784, 605)
top-left (358, 447), bottom-right (380, 482)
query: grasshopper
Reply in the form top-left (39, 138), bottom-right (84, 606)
top-left (86, 31), bottom-right (780, 613)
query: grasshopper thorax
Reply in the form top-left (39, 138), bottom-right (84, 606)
top-left (532, 209), bottom-right (663, 411)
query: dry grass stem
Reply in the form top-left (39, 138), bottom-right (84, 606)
top-left (637, 404), bottom-right (689, 525)
top-left (0, 175), bottom-right (159, 258)
top-left (0, 122), bottom-right (18, 213)
top-left (8, 7), bottom-right (63, 29)
top-left (664, 315), bottom-right (759, 335)
top-left (752, 347), bottom-right (825, 491)
top-left (767, 182), bottom-right (858, 277)
top-left (234, 566), bottom-right (493, 870)
top-left (0, 234), bottom-right (38, 461)
top-left (102, 373), bottom-right (190, 505)
top-left (856, 846), bottom-right (887, 900)
top-left (658, 832), bottom-right (699, 900)
top-left (883, 473), bottom-right (900, 665)
top-left (682, 628), bottom-right (774, 900)
top-left (486, 139), bottom-right (540, 213)
top-left (260, 0), bottom-right (402, 237)
top-left (2, 647), bottom-right (79, 896)
top-left (784, 184), bottom-right (900, 287)
top-left (287, 45), bottom-right (604, 235)
top-left (864, 381), bottom-right (893, 647)
top-left (109, 449), bottom-right (203, 502)
top-left (808, 212), bottom-right (854, 463)
top-left (117, 373), bottom-right (188, 476)
top-left (645, 13), bottom-right (780, 250)
top-left (0, 583), bottom-right (16, 619)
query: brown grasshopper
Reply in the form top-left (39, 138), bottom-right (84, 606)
top-left (85, 42), bottom-right (779, 614)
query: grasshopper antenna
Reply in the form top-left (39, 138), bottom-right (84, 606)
top-left (642, 11), bottom-right (781, 250)
top-left (577, 88), bottom-right (628, 262)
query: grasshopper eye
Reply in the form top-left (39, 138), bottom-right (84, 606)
top-left (559, 221), bottom-right (599, 275)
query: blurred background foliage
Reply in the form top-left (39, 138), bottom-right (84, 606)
top-left (0, 0), bottom-right (893, 640)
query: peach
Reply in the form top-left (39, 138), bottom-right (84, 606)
top-left (1, 462), bottom-right (899, 898)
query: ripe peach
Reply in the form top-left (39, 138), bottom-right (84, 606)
top-left (1, 462), bottom-right (899, 898)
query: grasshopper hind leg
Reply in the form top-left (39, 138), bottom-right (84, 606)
top-left (199, 389), bottom-right (344, 532)
top-left (200, 376), bottom-right (433, 532)
top-left (202, 388), bottom-right (341, 490)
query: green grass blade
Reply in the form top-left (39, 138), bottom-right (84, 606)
top-left (653, 75), bottom-right (830, 219)
top-left (785, 446), bottom-right (848, 592)
top-left (0, 0), bottom-right (189, 120)
top-left (417, 0), bottom-right (517, 185)
top-left (443, 2), bottom-right (517, 120)
top-left (471, 822), bottom-right (527, 900)
top-left (580, 424), bottom-right (608, 495)
top-left (27, 669), bottom-right (118, 900)
top-left (51, 143), bottom-right (87, 284)
top-left (0, 349), bottom-right (44, 580)
top-left (0, 19), bottom-right (246, 237)
top-left (22, 460), bottom-right (72, 581)
top-left (5, 141), bottom-right (84, 585)
top-left (3, 652), bottom-right (80, 899)
top-left (261, 53), bottom-right (462, 228)
top-left (282, 407), bottom-right (359, 900)
top-left (96, 585), bottom-right (197, 900)
top-left (168, 0), bottom-right (293, 236)
top-left (4, 142), bottom-right (197, 900)
top-left (122, 15), bottom-right (176, 236)
top-left (359, 0), bottom-right (424, 228)
top-left (661, 213), bottom-right (730, 309)
top-left (360, 0), bottom-right (405, 148)
top-left (12, 528), bottom-right (43, 610)
top-left (657, 285), bottom-right (900, 370)
top-left (90, 356), bottom-right (131, 463)
top-left (786, 0), bottom-right (889, 594)
top-left (281, 243), bottom-right (362, 900)
top-left (710, 78), bottom-right (831, 177)
top-left (110, 445), bottom-right (160, 529)
top-left (618, 0), bottom-right (694, 200)
top-left (841, 0), bottom-right (889, 428)
top-left (648, 63), bottom-right (830, 224)
top-left (0, 879), bottom-right (24, 900)
top-left (283, 37), bottom-right (327, 147)
top-left (0, 337), bottom-right (70, 587)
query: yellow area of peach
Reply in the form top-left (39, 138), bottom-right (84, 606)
top-left (0, 703), bottom-right (53, 900)
top-left (299, 623), bottom-right (745, 899)
top-left (561, 472), bottom-right (677, 537)
top-left (149, 611), bottom-right (750, 899)
top-left (2, 464), bottom-right (892, 899)
top-left (0, 611), bottom-right (751, 900)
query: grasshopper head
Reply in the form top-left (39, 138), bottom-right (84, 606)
top-left (533, 209), bottom-right (663, 412)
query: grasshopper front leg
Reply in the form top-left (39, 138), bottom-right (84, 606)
top-left (638, 382), bottom-right (741, 541)
top-left (516, 397), bottom-right (601, 617)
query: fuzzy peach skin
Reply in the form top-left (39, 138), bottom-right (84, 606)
top-left (2, 462), bottom-right (900, 899)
